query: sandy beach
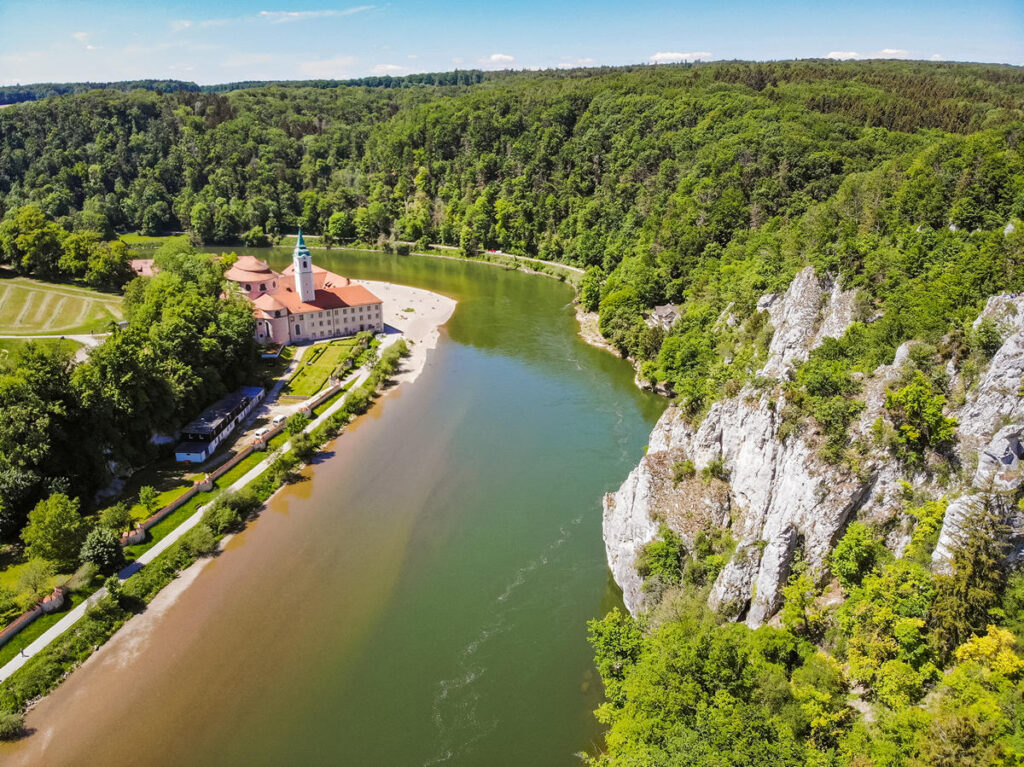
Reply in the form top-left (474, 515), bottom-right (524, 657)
top-left (355, 278), bottom-right (456, 384)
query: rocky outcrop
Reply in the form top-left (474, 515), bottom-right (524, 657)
top-left (604, 270), bottom-right (1024, 626)
top-left (759, 267), bottom-right (857, 377)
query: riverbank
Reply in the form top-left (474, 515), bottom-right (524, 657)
top-left (355, 278), bottom-right (455, 384)
top-left (0, 246), bottom-right (665, 766)
top-left (0, 280), bottom-right (454, 750)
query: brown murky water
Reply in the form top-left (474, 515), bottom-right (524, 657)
top-left (0, 250), bottom-right (664, 766)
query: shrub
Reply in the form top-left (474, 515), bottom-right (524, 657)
top-left (0, 712), bottom-right (24, 740)
top-left (286, 412), bottom-right (310, 435)
top-left (79, 526), bottom-right (125, 574)
top-left (884, 370), bottom-right (957, 463)
top-left (672, 459), bottom-right (696, 483)
top-left (701, 457), bottom-right (730, 483)
top-left (291, 431), bottom-right (317, 463)
top-left (636, 525), bottom-right (687, 588)
top-left (99, 501), bottom-right (133, 532)
top-left (181, 524), bottom-right (217, 558)
top-left (829, 522), bottom-right (886, 590)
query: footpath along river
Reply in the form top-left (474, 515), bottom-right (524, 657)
top-left (0, 249), bottom-right (665, 766)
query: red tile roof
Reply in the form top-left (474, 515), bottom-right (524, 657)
top-left (273, 282), bottom-right (382, 314)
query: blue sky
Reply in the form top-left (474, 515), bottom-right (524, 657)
top-left (0, 0), bottom-right (1021, 85)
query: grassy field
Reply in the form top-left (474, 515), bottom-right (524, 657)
top-left (0, 337), bottom-right (83, 361)
top-left (118, 232), bottom-right (189, 248)
top-left (0, 276), bottom-right (122, 335)
top-left (284, 339), bottom-right (359, 396)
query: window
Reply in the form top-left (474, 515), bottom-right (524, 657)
top-left (260, 283), bottom-right (266, 291)
top-left (245, 284), bottom-right (251, 291)
top-left (295, 324), bottom-right (301, 335)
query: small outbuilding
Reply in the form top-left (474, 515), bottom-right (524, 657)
top-left (174, 386), bottom-right (265, 464)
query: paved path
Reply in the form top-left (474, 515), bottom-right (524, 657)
top-left (0, 333), bottom-right (107, 345)
top-left (0, 335), bottom-right (399, 684)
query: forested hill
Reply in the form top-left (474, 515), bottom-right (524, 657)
top-left (0, 79), bottom-right (200, 105)
top-left (1, 59), bottom-right (1023, 408)
top-left (0, 70), bottom-right (496, 104)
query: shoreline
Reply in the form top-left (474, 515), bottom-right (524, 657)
top-left (0, 281), bottom-right (456, 751)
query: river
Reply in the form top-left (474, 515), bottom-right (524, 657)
top-left (0, 249), bottom-right (665, 766)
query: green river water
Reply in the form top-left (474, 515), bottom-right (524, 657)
top-left (3, 250), bottom-right (665, 766)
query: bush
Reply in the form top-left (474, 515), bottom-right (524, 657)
top-left (181, 524), bottom-right (217, 558)
top-left (701, 457), bottom-right (730, 483)
top-left (99, 502), bottom-right (133, 533)
top-left (79, 526), bottom-right (126, 574)
top-left (286, 412), bottom-right (310, 435)
top-left (884, 370), bottom-right (957, 463)
top-left (829, 522), bottom-right (886, 590)
top-left (291, 431), bottom-right (318, 463)
top-left (636, 525), bottom-right (686, 588)
top-left (672, 459), bottom-right (696, 483)
top-left (0, 711), bottom-right (24, 740)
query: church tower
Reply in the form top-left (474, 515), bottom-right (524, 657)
top-left (292, 229), bottom-right (315, 303)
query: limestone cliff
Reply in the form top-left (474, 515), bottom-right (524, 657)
top-left (604, 268), bottom-right (1024, 624)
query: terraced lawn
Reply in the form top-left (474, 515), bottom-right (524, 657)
top-left (283, 339), bottom-right (359, 396)
top-left (0, 277), bottom-right (122, 335)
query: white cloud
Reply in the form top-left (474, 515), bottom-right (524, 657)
top-left (171, 20), bottom-right (193, 32)
top-left (484, 53), bottom-right (515, 64)
top-left (258, 7), bottom-right (374, 23)
top-left (371, 63), bottom-right (406, 74)
top-left (452, 57), bottom-right (464, 65)
top-left (71, 31), bottom-right (88, 43)
top-left (930, 53), bottom-right (943, 61)
top-left (649, 51), bottom-right (712, 63)
top-left (558, 56), bottom-right (595, 68)
top-left (407, 54), bottom-right (417, 59)
top-left (826, 48), bottom-right (912, 60)
top-left (85, 45), bottom-right (102, 51)
top-left (297, 55), bottom-right (356, 77)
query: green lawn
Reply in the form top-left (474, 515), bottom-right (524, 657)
top-left (0, 276), bottom-right (122, 335)
top-left (127, 484), bottom-right (192, 523)
top-left (284, 339), bottom-right (358, 396)
top-left (123, 490), bottom-right (219, 562)
top-left (0, 591), bottom-right (89, 667)
top-left (0, 337), bottom-right (82, 360)
top-left (118, 232), bottom-right (189, 248)
top-left (0, 555), bottom-right (60, 597)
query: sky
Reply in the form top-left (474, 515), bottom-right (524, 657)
top-left (0, 0), bottom-right (1021, 86)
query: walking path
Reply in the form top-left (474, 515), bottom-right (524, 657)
top-left (0, 336), bottom-right (396, 684)
top-left (0, 333), bottom-right (107, 345)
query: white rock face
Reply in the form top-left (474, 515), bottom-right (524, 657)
top-left (602, 461), bottom-right (661, 614)
top-left (603, 272), bottom-right (1024, 626)
top-left (759, 267), bottom-right (856, 377)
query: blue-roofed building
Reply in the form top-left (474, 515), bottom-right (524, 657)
top-left (174, 386), bottom-right (265, 464)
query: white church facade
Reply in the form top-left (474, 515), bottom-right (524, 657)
top-left (223, 232), bottom-right (385, 345)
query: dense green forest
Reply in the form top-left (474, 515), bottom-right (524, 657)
top-left (2, 59), bottom-right (1024, 763)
